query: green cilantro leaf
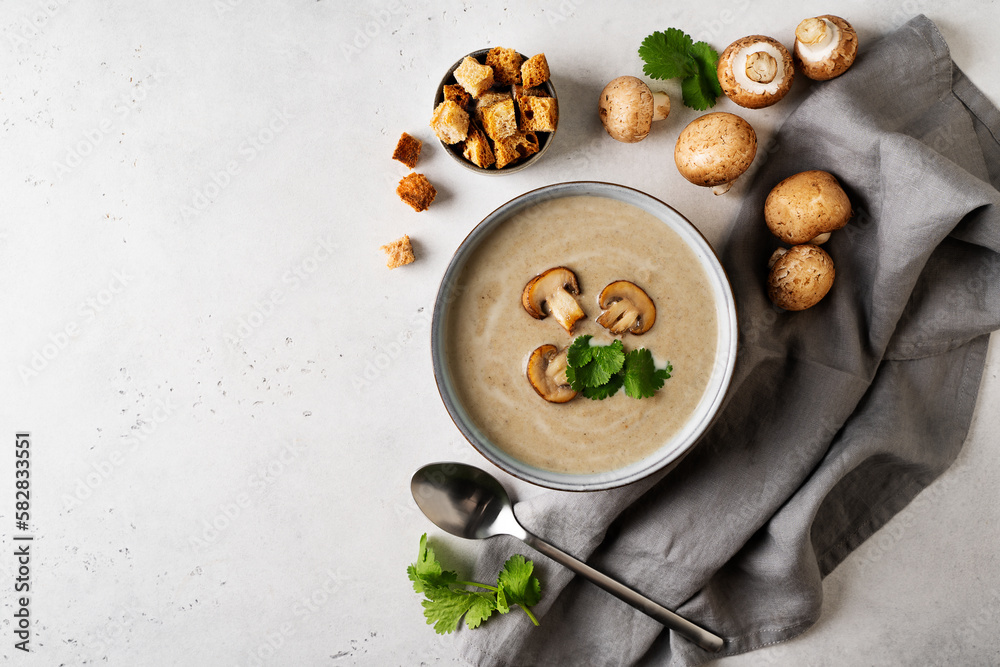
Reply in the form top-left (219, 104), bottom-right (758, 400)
top-left (682, 41), bottom-right (723, 110)
top-left (639, 29), bottom-right (696, 80)
top-left (565, 336), bottom-right (672, 400)
top-left (463, 592), bottom-right (498, 630)
top-left (498, 555), bottom-right (542, 609)
top-left (622, 349), bottom-right (672, 399)
top-left (495, 583), bottom-right (510, 614)
top-left (638, 28), bottom-right (722, 110)
top-left (497, 555), bottom-right (541, 626)
top-left (407, 533), bottom-right (458, 593)
top-left (421, 586), bottom-right (479, 634)
top-left (567, 339), bottom-right (625, 390)
top-left (581, 372), bottom-right (624, 400)
top-left (566, 335), bottom-right (597, 368)
top-left (409, 535), bottom-right (542, 633)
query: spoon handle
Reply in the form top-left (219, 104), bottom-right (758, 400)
top-left (522, 533), bottom-right (724, 652)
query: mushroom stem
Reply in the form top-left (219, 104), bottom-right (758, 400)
top-left (796, 18), bottom-right (829, 46)
top-left (547, 288), bottom-right (585, 332)
top-left (811, 232), bottom-right (832, 244)
top-left (652, 91), bottom-right (670, 121)
top-left (712, 182), bottom-right (734, 196)
top-left (745, 52), bottom-right (778, 84)
top-left (547, 350), bottom-right (569, 385)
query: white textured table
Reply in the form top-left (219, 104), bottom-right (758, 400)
top-left (3, 2), bottom-right (998, 665)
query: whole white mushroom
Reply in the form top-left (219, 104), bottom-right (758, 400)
top-left (717, 35), bottom-right (795, 109)
top-left (674, 112), bottom-right (757, 195)
top-left (794, 15), bottom-right (858, 81)
top-left (598, 76), bottom-right (670, 143)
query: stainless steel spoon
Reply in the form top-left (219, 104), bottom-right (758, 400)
top-left (410, 462), bottom-right (724, 652)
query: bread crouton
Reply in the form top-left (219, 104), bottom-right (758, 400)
top-left (474, 90), bottom-right (513, 123)
top-left (462, 125), bottom-right (495, 169)
top-left (494, 131), bottom-right (540, 169)
top-left (396, 173), bottom-right (436, 212)
top-left (380, 235), bottom-right (415, 269)
top-left (482, 99), bottom-right (518, 141)
top-left (519, 96), bottom-right (558, 133)
top-left (485, 47), bottom-right (523, 86)
top-left (521, 54), bottom-right (550, 88)
top-left (391, 132), bottom-right (422, 169)
top-left (453, 56), bottom-right (494, 98)
top-left (512, 85), bottom-right (548, 104)
top-left (443, 84), bottom-right (471, 109)
top-left (429, 100), bottom-right (469, 144)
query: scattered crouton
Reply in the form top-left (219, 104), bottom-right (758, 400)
top-left (521, 54), bottom-right (550, 88)
top-left (392, 132), bottom-right (422, 169)
top-left (380, 235), bottom-right (415, 269)
top-left (396, 173), bottom-right (437, 212)
top-left (486, 47), bottom-right (523, 86)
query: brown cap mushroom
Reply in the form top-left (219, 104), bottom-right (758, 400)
top-left (596, 281), bottom-right (656, 335)
top-left (522, 267), bottom-right (586, 333)
top-left (767, 244), bottom-right (835, 310)
top-left (717, 35), bottom-right (795, 109)
top-left (674, 112), bottom-right (757, 195)
top-left (794, 16), bottom-right (858, 81)
top-left (526, 344), bottom-right (577, 403)
top-left (598, 76), bottom-right (670, 143)
top-left (765, 170), bottom-right (853, 244)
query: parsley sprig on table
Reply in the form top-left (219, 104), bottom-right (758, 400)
top-left (566, 335), bottom-right (672, 400)
top-left (407, 534), bottom-right (542, 634)
top-left (639, 28), bottom-right (723, 110)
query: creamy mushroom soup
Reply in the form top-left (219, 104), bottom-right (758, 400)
top-left (445, 195), bottom-right (719, 474)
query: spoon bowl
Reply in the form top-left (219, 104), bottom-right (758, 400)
top-left (410, 462), bottom-right (526, 541)
top-left (410, 462), bottom-right (724, 652)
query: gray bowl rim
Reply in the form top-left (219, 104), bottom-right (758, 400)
top-left (431, 181), bottom-right (739, 491)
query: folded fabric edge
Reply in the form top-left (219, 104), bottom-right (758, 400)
top-left (695, 618), bottom-right (818, 664)
top-left (908, 14), bottom-right (954, 100)
top-left (953, 66), bottom-right (1000, 147)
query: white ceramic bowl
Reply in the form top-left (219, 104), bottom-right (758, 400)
top-left (431, 182), bottom-right (738, 491)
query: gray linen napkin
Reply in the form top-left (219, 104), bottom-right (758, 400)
top-left (460, 15), bottom-right (1000, 666)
